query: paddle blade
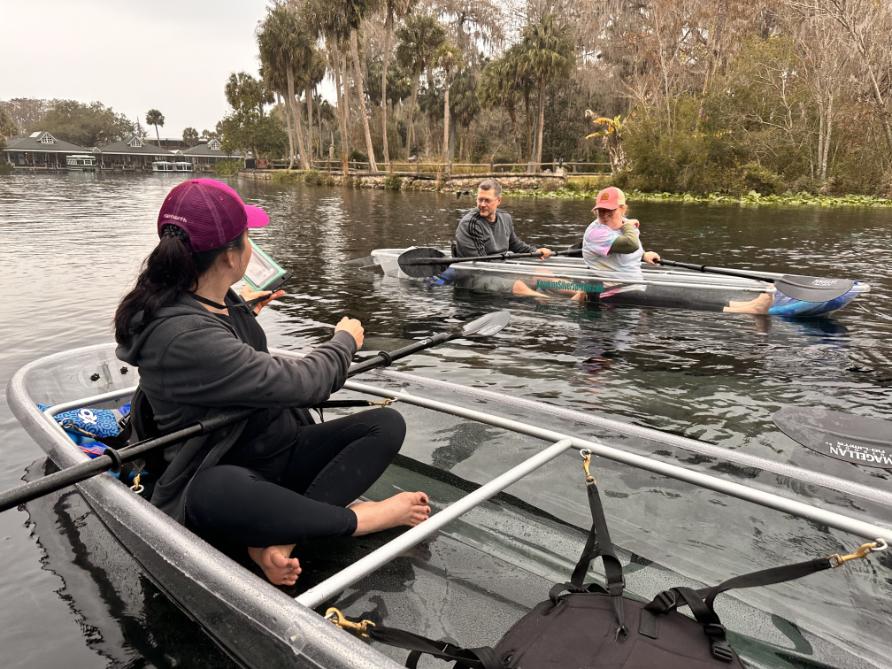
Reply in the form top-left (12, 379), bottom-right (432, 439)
top-left (461, 310), bottom-right (511, 337)
top-left (774, 407), bottom-right (892, 469)
top-left (560, 241), bottom-right (583, 257)
top-left (397, 248), bottom-right (451, 278)
top-left (775, 276), bottom-right (856, 303)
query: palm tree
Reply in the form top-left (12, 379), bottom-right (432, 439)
top-left (379, 0), bottom-right (417, 171)
top-left (585, 111), bottom-right (627, 173)
top-left (478, 44), bottom-right (534, 161)
top-left (396, 14), bottom-right (446, 157)
top-left (435, 41), bottom-right (462, 172)
top-left (145, 109), bottom-right (164, 144)
top-left (257, 2), bottom-right (312, 169)
top-left (519, 14), bottom-right (573, 171)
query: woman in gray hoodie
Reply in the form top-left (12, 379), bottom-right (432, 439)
top-left (115, 179), bottom-right (429, 586)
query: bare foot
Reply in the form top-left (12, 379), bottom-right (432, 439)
top-left (248, 544), bottom-right (301, 586)
top-left (512, 280), bottom-right (549, 298)
top-left (723, 291), bottom-right (773, 314)
top-left (351, 491), bottom-right (431, 536)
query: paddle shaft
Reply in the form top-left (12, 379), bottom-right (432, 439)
top-left (402, 247), bottom-right (581, 267)
top-left (0, 409), bottom-right (253, 513)
top-left (347, 330), bottom-right (458, 376)
top-left (659, 259), bottom-right (778, 283)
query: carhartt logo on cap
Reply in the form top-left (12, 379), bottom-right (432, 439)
top-left (599, 192), bottom-right (610, 201)
top-left (162, 213), bottom-right (188, 224)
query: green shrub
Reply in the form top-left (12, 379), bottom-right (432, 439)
top-left (383, 175), bottom-right (403, 190)
top-left (739, 162), bottom-right (784, 195)
top-left (213, 159), bottom-right (242, 177)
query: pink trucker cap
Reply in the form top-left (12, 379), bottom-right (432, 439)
top-left (157, 178), bottom-right (269, 252)
top-left (593, 186), bottom-right (626, 211)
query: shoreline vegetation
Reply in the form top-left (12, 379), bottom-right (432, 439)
top-left (7, 4), bottom-right (892, 204)
top-left (242, 169), bottom-right (892, 209)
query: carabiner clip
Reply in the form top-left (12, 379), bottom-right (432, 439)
top-left (325, 607), bottom-right (375, 638)
top-left (580, 449), bottom-right (595, 485)
top-left (830, 538), bottom-right (887, 568)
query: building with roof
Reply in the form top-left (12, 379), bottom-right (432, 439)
top-left (97, 135), bottom-right (172, 170)
top-left (183, 138), bottom-right (243, 171)
top-left (3, 132), bottom-right (246, 172)
top-left (2, 131), bottom-right (94, 168)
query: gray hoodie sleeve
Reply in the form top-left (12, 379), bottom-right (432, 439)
top-left (156, 324), bottom-right (356, 409)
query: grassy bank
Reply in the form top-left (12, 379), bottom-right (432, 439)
top-left (248, 169), bottom-right (892, 208)
top-left (509, 176), bottom-right (892, 208)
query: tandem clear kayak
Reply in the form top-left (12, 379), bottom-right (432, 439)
top-left (6, 343), bottom-right (890, 668)
top-left (371, 248), bottom-right (870, 318)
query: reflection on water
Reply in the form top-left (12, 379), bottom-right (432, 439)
top-left (1, 172), bottom-right (891, 667)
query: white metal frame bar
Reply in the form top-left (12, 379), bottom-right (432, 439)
top-left (296, 439), bottom-right (576, 608)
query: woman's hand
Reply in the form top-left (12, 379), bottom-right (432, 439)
top-left (240, 287), bottom-right (286, 315)
top-left (335, 317), bottom-right (365, 349)
top-left (643, 251), bottom-right (661, 265)
top-left (536, 247), bottom-right (554, 259)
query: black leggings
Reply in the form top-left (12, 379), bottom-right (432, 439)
top-left (184, 408), bottom-right (406, 547)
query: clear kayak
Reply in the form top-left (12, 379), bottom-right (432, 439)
top-left (7, 344), bottom-right (890, 668)
top-left (370, 248), bottom-right (870, 317)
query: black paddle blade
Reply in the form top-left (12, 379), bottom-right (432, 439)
top-left (461, 310), bottom-right (511, 337)
top-left (774, 407), bottom-right (892, 469)
top-left (562, 241), bottom-right (583, 257)
top-left (397, 248), bottom-right (451, 278)
top-left (775, 276), bottom-right (856, 303)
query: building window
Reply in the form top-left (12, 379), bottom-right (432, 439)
top-left (40, 134), bottom-right (56, 144)
top-left (209, 139), bottom-right (221, 150)
top-left (129, 137), bottom-right (143, 148)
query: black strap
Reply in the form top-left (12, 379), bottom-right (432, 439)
top-left (569, 479), bottom-right (627, 638)
top-left (190, 292), bottom-right (259, 312)
top-left (701, 557), bottom-right (832, 609)
top-left (645, 557), bottom-right (834, 662)
top-left (367, 625), bottom-right (500, 669)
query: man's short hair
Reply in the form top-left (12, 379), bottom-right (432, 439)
top-left (478, 179), bottom-right (502, 197)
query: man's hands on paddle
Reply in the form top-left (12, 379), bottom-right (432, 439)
top-left (336, 317), bottom-right (365, 349)
top-left (536, 247), bottom-right (554, 259)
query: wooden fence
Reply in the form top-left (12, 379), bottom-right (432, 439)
top-left (290, 159), bottom-right (611, 178)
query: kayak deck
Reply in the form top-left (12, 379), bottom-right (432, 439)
top-left (370, 248), bottom-right (869, 317)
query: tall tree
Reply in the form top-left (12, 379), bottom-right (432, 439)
top-left (379, 0), bottom-right (416, 171)
top-left (182, 127), bottom-right (200, 147)
top-left (518, 14), bottom-right (573, 170)
top-left (803, 0), bottom-right (892, 154)
top-left (0, 106), bottom-right (20, 141)
top-left (435, 40), bottom-right (462, 170)
top-left (396, 13), bottom-right (446, 156)
top-left (39, 101), bottom-right (132, 146)
top-left (145, 109), bottom-right (165, 143)
top-left (258, 2), bottom-right (313, 169)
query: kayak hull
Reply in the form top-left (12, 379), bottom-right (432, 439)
top-left (370, 249), bottom-right (869, 317)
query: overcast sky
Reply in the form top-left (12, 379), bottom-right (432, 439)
top-left (1, 0), bottom-right (273, 137)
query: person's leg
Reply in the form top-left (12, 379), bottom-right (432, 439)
top-left (284, 407), bottom-right (430, 536)
top-left (185, 464), bottom-right (357, 585)
top-left (723, 291), bottom-right (772, 314)
top-left (282, 407), bottom-right (406, 506)
top-left (512, 279), bottom-right (550, 298)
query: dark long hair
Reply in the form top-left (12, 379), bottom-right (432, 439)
top-left (114, 225), bottom-right (245, 346)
